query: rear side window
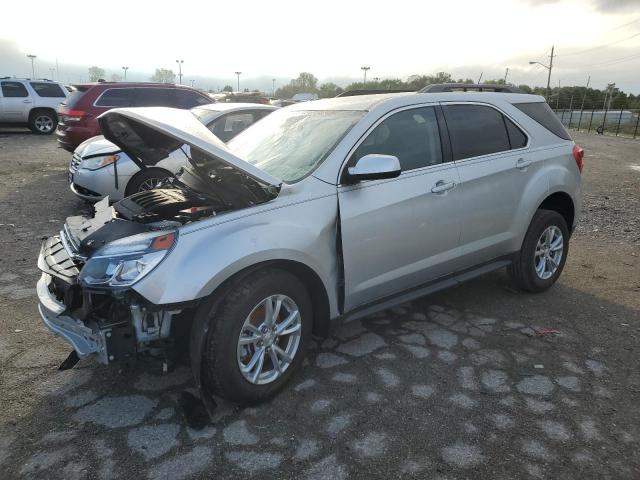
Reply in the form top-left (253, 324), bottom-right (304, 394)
top-left (1, 81), bottom-right (29, 98)
top-left (134, 88), bottom-right (172, 107)
top-left (30, 82), bottom-right (65, 98)
top-left (209, 112), bottom-right (256, 142)
top-left (172, 90), bottom-right (210, 109)
top-left (513, 101), bottom-right (571, 140)
top-left (443, 105), bottom-right (510, 160)
top-left (352, 106), bottom-right (443, 171)
top-left (504, 116), bottom-right (527, 149)
top-left (95, 88), bottom-right (134, 107)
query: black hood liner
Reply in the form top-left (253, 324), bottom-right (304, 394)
top-left (79, 219), bottom-right (150, 254)
top-left (99, 113), bottom-right (183, 168)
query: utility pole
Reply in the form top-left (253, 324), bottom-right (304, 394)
top-left (556, 80), bottom-right (561, 109)
top-left (272, 78), bottom-right (276, 97)
top-left (504, 67), bottom-right (509, 84)
top-left (26, 54), bottom-right (36, 78)
top-left (176, 60), bottom-right (184, 85)
top-left (122, 66), bottom-right (129, 80)
top-left (477, 72), bottom-right (483, 84)
top-left (235, 71), bottom-right (242, 92)
top-left (361, 66), bottom-right (370, 86)
top-left (579, 75), bottom-right (590, 111)
top-left (546, 45), bottom-right (554, 101)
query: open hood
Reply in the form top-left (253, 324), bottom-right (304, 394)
top-left (97, 107), bottom-right (281, 188)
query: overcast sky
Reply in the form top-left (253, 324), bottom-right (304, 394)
top-left (1, 0), bottom-right (639, 93)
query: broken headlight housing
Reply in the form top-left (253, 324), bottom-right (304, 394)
top-left (79, 230), bottom-right (177, 287)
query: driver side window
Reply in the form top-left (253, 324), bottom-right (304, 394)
top-left (351, 107), bottom-right (443, 171)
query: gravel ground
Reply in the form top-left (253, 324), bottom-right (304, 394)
top-left (0, 128), bottom-right (638, 479)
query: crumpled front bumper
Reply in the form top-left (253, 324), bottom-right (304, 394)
top-left (37, 273), bottom-right (109, 364)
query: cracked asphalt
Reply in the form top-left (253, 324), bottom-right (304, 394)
top-left (0, 128), bottom-right (639, 479)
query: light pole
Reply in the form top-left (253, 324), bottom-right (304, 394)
top-left (504, 67), bottom-right (509, 84)
top-left (235, 71), bottom-right (242, 92)
top-left (272, 78), bottom-right (276, 97)
top-left (122, 66), bottom-right (129, 80)
top-left (27, 54), bottom-right (36, 78)
top-left (176, 60), bottom-right (184, 85)
top-left (361, 66), bottom-right (370, 86)
top-left (529, 45), bottom-right (554, 100)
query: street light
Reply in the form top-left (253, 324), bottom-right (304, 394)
top-left (528, 45), bottom-right (554, 100)
top-left (26, 54), bottom-right (37, 78)
top-left (235, 71), bottom-right (242, 92)
top-left (361, 66), bottom-right (370, 86)
top-left (176, 60), bottom-right (184, 85)
top-left (272, 78), bottom-right (276, 97)
top-left (122, 66), bottom-right (129, 80)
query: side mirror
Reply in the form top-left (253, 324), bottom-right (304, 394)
top-left (345, 154), bottom-right (401, 183)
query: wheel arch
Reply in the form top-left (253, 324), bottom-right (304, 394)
top-left (125, 166), bottom-right (174, 196)
top-left (29, 107), bottom-right (58, 121)
top-left (537, 191), bottom-right (575, 233)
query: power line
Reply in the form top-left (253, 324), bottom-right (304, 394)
top-left (585, 52), bottom-right (640, 68)
top-left (556, 31), bottom-right (640, 57)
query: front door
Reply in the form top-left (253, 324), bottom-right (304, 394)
top-left (338, 106), bottom-right (463, 311)
top-left (0, 81), bottom-right (32, 122)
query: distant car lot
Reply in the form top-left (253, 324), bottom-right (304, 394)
top-left (0, 130), bottom-right (638, 479)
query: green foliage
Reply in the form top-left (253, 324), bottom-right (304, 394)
top-left (222, 85), bottom-right (233, 92)
top-left (88, 66), bottom-right (105, 82)
top-left (318, 82), bottom-right (343, 98)
top-left (150, 68), bottom-right (176, 84)
top-left (275, 72), bottom-right (320, 99)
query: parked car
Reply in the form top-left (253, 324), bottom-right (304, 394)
top-left (68, 103), bottom-right (277, 201)
top-left (37, 88), bottom-right (583, 407)
top-left (0, 77), bottom-right (67, 134)
top-left (216, 91), bottom-right (271, 105)
top-left (56, 82), bottom-right (211, 152)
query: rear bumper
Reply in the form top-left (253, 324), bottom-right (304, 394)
top-left (37, 273), bottom-right (109, 363)
top-left (57, 125), bottom-right (95, 152)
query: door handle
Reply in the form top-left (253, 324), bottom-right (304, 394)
top-left (516, 158), bottom-right (532, 170)
top-left (431, 180), bottom-right (455, 194)
top-left (22, 100), bottom-right (33, 104)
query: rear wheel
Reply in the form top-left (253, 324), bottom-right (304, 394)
top-left (508, 209), bottom-right (569, 292)
top-left (125, 168), bottom-right (171, 196)
top-left (29, 110), bottom-right (57, 135)
top-left (200, 268), bottom-right (312, 404)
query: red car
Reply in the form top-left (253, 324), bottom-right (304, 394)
top-left (56, 82), bottom-right (212, 151)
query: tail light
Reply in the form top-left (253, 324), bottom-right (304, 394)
top-left (61, 110), bottom-right (86, 123)
top-left (572, 144), bottom-right (584, 173)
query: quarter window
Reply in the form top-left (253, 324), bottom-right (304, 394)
top-left (352, 107), bottom-right (443, 171)
top-left (95, 88), bottom-right (134, 107)
top-left (134, 88), bottom-right (172, 107)
top-left (443, 105), bottom-right (510, 160)
top-left (29, 82), bottom-right (65, 98)
top-left (1, 81), bottom-right (29, 98)
top-left (172, 90), bottom-right (210, 109)
top-left (504, 116), bottom-right (527, 149)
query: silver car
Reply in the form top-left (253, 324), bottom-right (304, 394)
top-left (68, 103), bottom-right (277, 201)
top-left (37, 88), bottom-right (583, 406)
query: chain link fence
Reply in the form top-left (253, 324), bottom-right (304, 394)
top-left (552, 106), bottom-right (640, 139)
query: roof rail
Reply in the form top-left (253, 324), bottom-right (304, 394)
top-left (419, 83), bottom-right (525, 94)
top-left (336, 88), bottom-right (416, 97)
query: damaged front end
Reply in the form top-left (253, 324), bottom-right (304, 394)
top-left (37, 197), bottom-right (193, 367)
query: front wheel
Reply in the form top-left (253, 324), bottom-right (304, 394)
top-left (508, 209), bottom-right (569, 292)
top-left (29, 110), bottom-right (57, 134)
top-left (125, 168), bottom-right (171, 196)
top-left (201, 268), bottom-right (312, 404)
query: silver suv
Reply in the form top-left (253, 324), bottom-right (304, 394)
top-left (36, 87), bottom-right (583, 406)
top-left (0, 78), bottom-right (67, 134)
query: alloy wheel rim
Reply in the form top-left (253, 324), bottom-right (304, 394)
top-left (138, 178), bottom-right (162, 191)
top-left (534, 225), bottom-right (563, 280)
top-left (236, 294), bottom-right (302, 385)
top-left (35, 115), bottom-right (53, 133)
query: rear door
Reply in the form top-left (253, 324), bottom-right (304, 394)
top-left (441, 102), bottom-right (534, 267)
top-left (338, 105), bottom-right (463, 311)
top-left (0, 81), bottom-right (32, 121)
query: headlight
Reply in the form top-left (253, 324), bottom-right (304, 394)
top-left (81, 154), bottom-right (119, 170)
top-left (79, 230), bottom-right (177, 287)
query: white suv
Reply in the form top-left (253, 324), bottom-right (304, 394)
top-left (0, 78), bottom-right (68, 134)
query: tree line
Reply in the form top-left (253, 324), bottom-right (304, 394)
top-left (85, 66), bottom-right (640, 110)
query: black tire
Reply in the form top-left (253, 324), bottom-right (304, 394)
top-left (200, 268), bottom-right (312, 405)
top-left (125, 168), bottom-right (171, 196)
top-left (508, 209), bottom-right (569, 293)
top-left (28, 110), bottom-right (57, 135)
